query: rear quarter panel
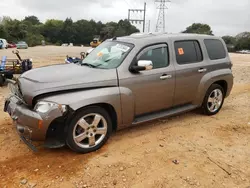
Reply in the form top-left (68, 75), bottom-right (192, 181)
top-left (194, 37), bottom-right (234, 105)
top-left (194, 69), bottom-right (233, 105)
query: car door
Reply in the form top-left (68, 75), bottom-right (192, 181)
top-left (172, 39), bottom-right (208, 106)
top-left (119, 43), bottom-right (175, 116)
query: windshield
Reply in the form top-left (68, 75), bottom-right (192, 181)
top-left (82, 41), bottom-right (133, 69)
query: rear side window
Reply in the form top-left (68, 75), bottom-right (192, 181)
top-left (174, 41), bottom-right (203, 65)
top-left (204, 39), bottom-right (226, 60)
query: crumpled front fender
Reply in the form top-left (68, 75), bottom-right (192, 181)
top-left (41, 87), bottom-right (124, 127)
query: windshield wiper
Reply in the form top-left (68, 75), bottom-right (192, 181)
top-left (81, 63), bottom-right (98, 68)
top-left (104, 59), bottom-right (112, 62)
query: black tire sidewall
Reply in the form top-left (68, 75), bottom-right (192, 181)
top-left (66, 106), bottom-right (112, 153)
top-left (202, 84), bottom-right (225, 116)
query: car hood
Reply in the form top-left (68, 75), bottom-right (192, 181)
top-left (18, 63), bottom-right (118, 105)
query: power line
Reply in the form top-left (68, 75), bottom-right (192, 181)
top-left (129, 0), bottom-right (137, 8)
top-left (128, 2), bottom-right (147, 32)
top-left (123, 0), bottom-right (133, 8)
top-left (155, 0), bottom-right (171, 32)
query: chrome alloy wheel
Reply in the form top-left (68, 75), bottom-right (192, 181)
top-left (207, 89), bottom-right (223, 113)
top-left (73, 113), bottom-right (108, 148)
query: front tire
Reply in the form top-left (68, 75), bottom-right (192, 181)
top-left (202, 84), bottom-right (225, 116)
top-left (66, 106), bottom-right (112, 153)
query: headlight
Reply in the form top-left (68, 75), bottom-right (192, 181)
top-left (34, 101), bottom-right (67, 114)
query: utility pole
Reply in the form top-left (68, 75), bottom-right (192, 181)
top-left (155, 0), bottom-right (171, 32)
top-left (147, 20), bottom-right (151, 32)
top-left (143, 2), bottom-right (146, 32)
top-left (128, 2), bottom-right (147, 32)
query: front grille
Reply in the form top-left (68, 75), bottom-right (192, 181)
top-left (8, 81), bottom-right (24, 102)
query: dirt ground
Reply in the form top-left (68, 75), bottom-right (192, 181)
top-left (0, 46), bottom-right (250, 188)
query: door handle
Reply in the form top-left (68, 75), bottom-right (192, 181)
top-left (198, 68), bottom-right (207, 73)
top-left (160, 74), bottom-right (172, 80)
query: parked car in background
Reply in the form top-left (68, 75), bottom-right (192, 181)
top-left (0, 38), bottom-right (8, 49)
top-left (7, 42), bottom-right (17, 48)
top-left (61, 43), bottom-right (68, 47)
top-left (237, 50), bottom-right (250, 54)
top-left (16, 41), bottom-right (28, 49)
top-left (4, 33), bottom-right (234, 153)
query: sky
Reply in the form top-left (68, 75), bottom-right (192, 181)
top-left (0, 0), bottom-right (249, 36)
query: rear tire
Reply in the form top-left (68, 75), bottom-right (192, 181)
top-left (201, 84), bottom-right (225, 116)
top-left (66, 106), bottom-right (112, 153)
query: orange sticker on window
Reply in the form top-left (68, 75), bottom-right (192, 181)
top-left (178, 48), bottom-right (184, 55)
top-left (97, 52), bottom-right (103, 57)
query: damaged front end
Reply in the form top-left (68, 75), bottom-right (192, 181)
top-left (4, 79), bottom-right (71, 152)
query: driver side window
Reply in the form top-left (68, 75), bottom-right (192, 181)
top-left (138, 46), bottom-right (169, 69)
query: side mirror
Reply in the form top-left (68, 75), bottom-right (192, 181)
top-left (138, 60), bottom-right (153, 68)
top-left (130, 60), bottom-right (153, 72)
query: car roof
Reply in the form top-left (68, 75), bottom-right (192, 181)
top-left (113, 32), bottom-right (222, 45)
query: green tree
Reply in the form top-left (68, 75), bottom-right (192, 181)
top-left (222, 36), bottom-right (236, 45)
top-left (235, 32), bottom-right (250, 50)
top-left (0, 25), bottom-right (8, 38)
top-left (74, 19), bottom-right (94, 45)
top-left (101, 19), bottom-right (139, 40)
top-left (26, 33), bottom-right (44, 46)
top-left (42, 19), bottom-right (64, 44)
top-left (182, 23), bottom-right (213, 35)
top-left (0, 16), bottom-right (140, 46)
top-left (100, 22), bottom-right (117, 40)
top-left (61, 18), bottom-right (76, 43)
top-left (4, 19), bottom-right (28, 41)
top-left (96, 21), bottom-right (104, 35)
top-left (0, 16), bottom-right (12, 25)
top-left (23, 16), bottom-right (41, 25)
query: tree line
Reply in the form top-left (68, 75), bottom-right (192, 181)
top-left (0, 16), bottom-right (139, 46)
top-left (0, 16), bottom-right (249, 51)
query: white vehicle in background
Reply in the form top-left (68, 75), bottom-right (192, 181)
top-left (0, 38), bottom-right (8, 49)
top-left (237, 50), bottom-right (250, 54)
top-left (243, 50), bottom-right (250, 54)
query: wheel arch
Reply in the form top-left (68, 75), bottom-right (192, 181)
top-left (197, 79), bottom-right (228, 106)
top-left (73, 103), bottom-right (118, 132)
top-left (45, 102), bottom-right (118, 147)
top-left (212, 80), bottom-right (228, 95)
top-left (195, 70), bottom-right (233, 106)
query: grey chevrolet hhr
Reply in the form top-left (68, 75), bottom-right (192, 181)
top-left (4, 33), bottom-right (234, 153)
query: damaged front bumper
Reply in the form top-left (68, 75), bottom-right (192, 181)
top-left (4, 93), bottom-right (66, 152)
